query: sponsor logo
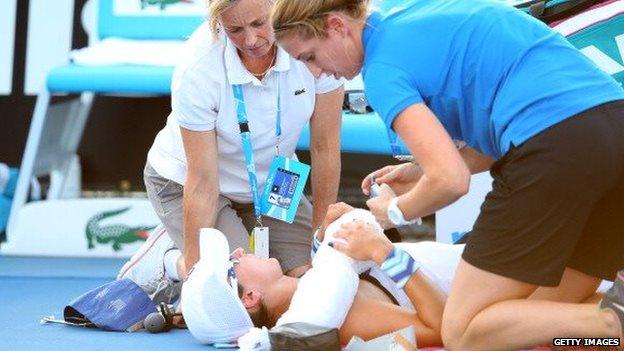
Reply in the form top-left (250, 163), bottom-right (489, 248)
top-left (85, 207), bottom-right (156, 252)
top-left (140, 0), bottom-right (193, 10)
top-left (574, 30), bottom-right (624, 87)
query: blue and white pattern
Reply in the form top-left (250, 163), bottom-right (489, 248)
top-left (310, 231), bottom-right (322, 258)
top-left (232, 84), bottom-right (263, 220)
top-left (380, 246), bottom-right (420, 289)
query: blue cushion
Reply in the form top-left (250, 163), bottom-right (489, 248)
top-left (298, 113), bottom-right (395, 155)
top-left (46, 64), bottom-right (174, 94)
top-left (45, 65), bottom-right (398, 155)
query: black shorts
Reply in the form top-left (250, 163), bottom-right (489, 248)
top-left (462, 100), bottom-right (624, 286)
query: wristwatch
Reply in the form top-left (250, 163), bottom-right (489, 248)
top-left (387, 197), bottom-right (422, 226)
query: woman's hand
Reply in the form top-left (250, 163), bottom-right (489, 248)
top-left (330, 220), bottom-right (393, 265)
top-left (177, 255), bottom-right (189, 281)
top-left (361, 163), bottom-right (422, 196)
top-left (316, 202), bottom-right (354, 241)
top-left (365, 183), bottom-right (396, 229)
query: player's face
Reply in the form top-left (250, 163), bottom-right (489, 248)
top-left (231, 248), bottom-right (283, 289)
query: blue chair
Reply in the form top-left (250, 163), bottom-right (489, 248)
top-left (6, 0), bottom-right (204, 242)
top-left (7, 0), bottom-right (399, 253)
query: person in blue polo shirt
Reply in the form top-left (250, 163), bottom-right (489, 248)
top-left (272, 0), bottom-right (624, 349)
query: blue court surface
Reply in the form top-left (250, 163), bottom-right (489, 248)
top-left (0, 256), bottom-right (229, 350)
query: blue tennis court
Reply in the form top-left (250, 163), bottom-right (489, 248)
top-left (0, 256), bottom-right (228, 350)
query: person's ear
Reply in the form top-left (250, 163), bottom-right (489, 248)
top-left (241, 290), bottom-right (262, 310)
top-left (325, 13), bottom-right (347, 37)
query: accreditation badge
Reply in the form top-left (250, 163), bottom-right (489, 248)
top-left (260, 155), bottom-right (310, 223)
top-left (250, 227), bottom-right (269, 258)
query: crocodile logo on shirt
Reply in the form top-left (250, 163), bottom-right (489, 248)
top-left (294, 88), bottom-right (306, 96)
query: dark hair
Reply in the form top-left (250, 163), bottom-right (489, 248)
top-left (238, 283), bottom-right (275, 328)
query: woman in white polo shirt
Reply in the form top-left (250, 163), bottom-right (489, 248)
top-left (144, 0), bottom-right (343, 279)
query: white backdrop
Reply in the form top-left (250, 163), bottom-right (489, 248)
top-left (24, 0), bottom-right (75, 95)
top-left (114, 0), bottom-right (206, 16)
top-left (0, 0), bottom-right (17, 96)
top-left (436, 172), bottom-right (493, 244)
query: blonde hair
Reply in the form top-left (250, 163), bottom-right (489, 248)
top-left (206, 0), bottom-right (274, 39)
top-left (272, 0), bottom-right (368, 40)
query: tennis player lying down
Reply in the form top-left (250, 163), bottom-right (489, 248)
top-left (125, 203), bottom-right (610, 347)
top-left (180, 202), bottom-right (459, 347)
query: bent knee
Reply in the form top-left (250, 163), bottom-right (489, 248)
top-left (441, 321), bottom-right (462, 351)
top-left (441, 316), bottom-right (476, 351)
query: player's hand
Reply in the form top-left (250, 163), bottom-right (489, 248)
top-left (178, 255), bottom-right (189, 281)
top-left (330, 220), bottom-right (393, 264)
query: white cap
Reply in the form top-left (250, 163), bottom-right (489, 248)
top-left (181, 228), bottom-right (253, 344)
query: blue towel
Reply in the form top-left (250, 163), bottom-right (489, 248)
top-left (0, 195), bottom-right (10, 233)
top-left (3, 168), bottom-right (18, 198)
top-left (63, 279), bottom-right (157, 332)
top-left (0, 163), bottom-right (18, 198)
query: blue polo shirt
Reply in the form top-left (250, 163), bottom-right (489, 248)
top-left (362, 0), bottom-right (624, 159)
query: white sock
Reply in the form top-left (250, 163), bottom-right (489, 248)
top-left (164, 249), bottom-right (182, 281)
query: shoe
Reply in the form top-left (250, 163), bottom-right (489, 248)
top-left (600, 270), bottom-right (624, 346)
top-left (117, 224), bottom-right (182, 305)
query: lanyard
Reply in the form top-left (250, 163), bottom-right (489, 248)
top-left (232, 77), bottom-right (282, 225)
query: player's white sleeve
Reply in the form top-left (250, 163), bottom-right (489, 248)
top-left (275, 209), bottom-right (382, 328)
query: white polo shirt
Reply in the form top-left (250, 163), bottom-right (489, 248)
top-left (147, 22), bottom-right (342, 203)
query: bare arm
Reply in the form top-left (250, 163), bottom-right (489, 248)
top-left (401, 269), bottom-right (446, 335)
top-left (309, 87), bottom-right (343, 228)
top-left (339, 295), bottom-right (443, 348)
top-left (361, 146), bottom-right (493, 197)
top-left (332, 221), bottom-right (446, 346)
top-left (461, 146), bottom-right (495, 174)
top-left (394, 104), bottom-right (470, 219)
top-left (367, 104), bottom-right (471, 227)
top-left (355, 242), bottom-right (447, 342)
top-left (180, 127), bottom-right (219, 276)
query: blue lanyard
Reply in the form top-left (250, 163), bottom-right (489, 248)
top-left (232, 78), bottom-right (281, 222)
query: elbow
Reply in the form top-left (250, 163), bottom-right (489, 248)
top-left (430, 168), bottom-right (470, 201)
top-left (310, 143), bottom-right (341, 166)
top-left (451, 169), bottom-right (470, 199)
top-left (184, 173), bottom-right (218, 200)
top-left (311, 139), bottom-right (340, 156)
top-left (448, 163), bottom-right (471, 199)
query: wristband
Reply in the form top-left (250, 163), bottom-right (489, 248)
top-left (380, 246), bottom-right (420, 289)
top-left (311, 226), bottom-right (323, 258)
